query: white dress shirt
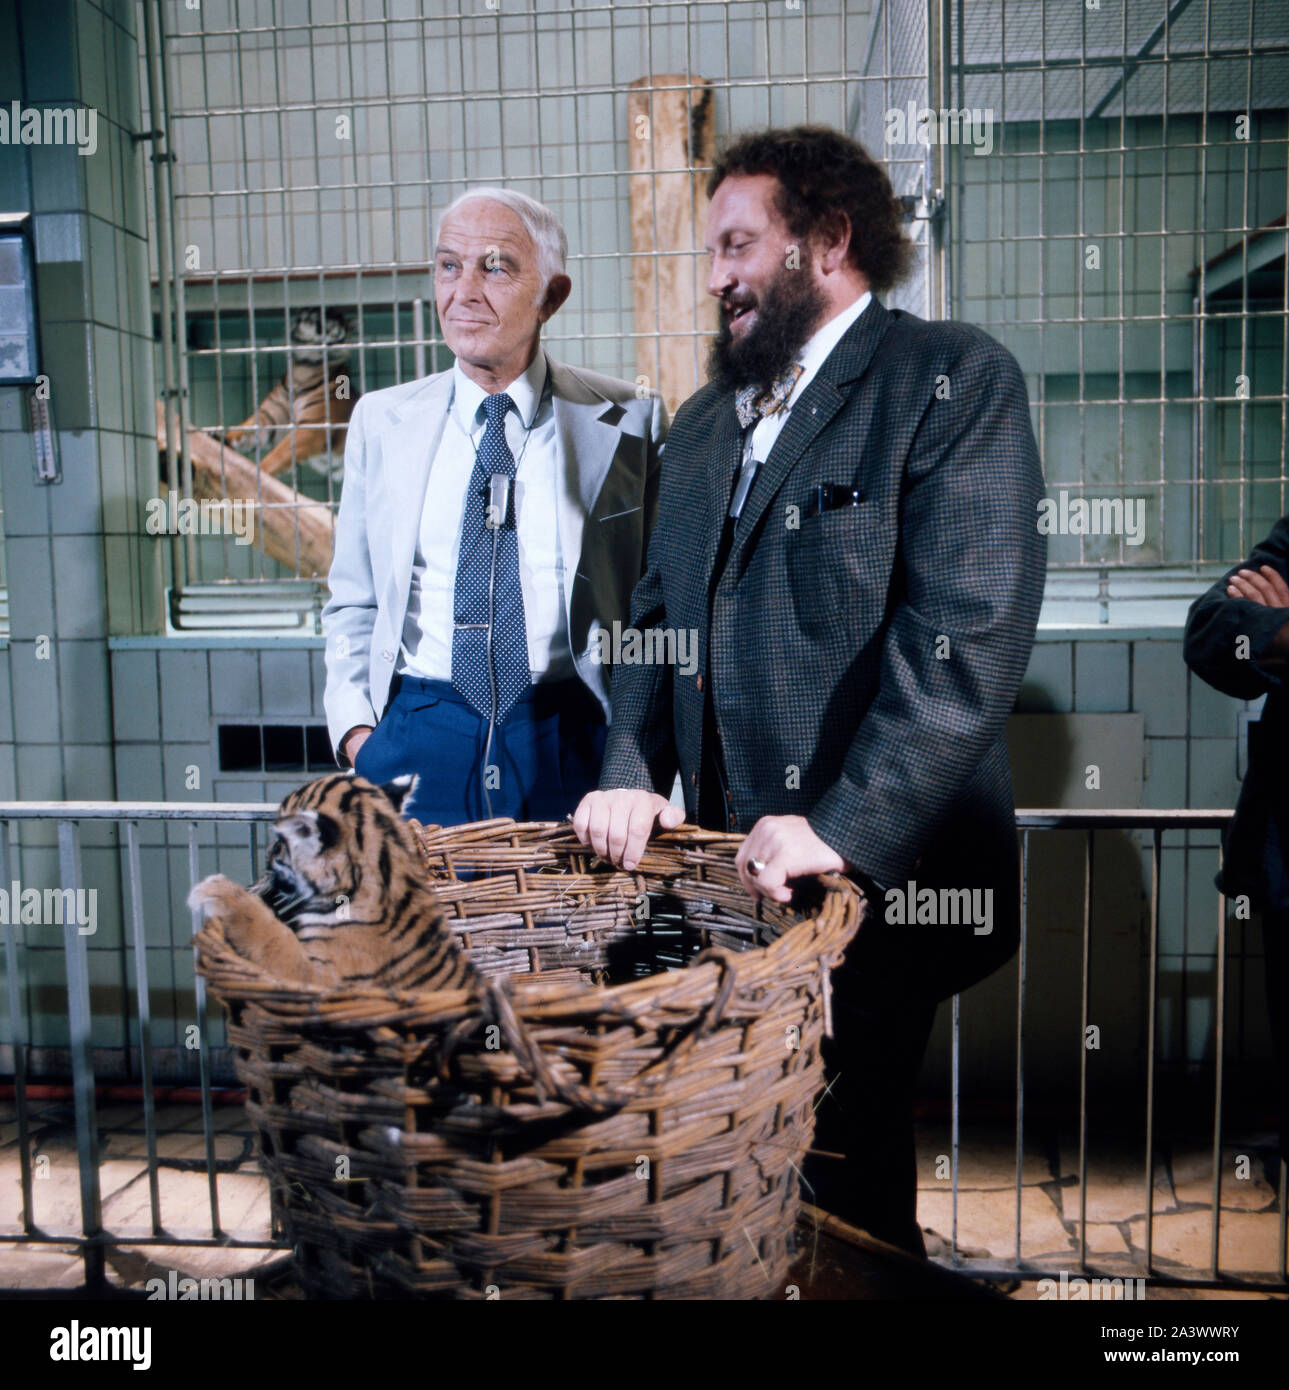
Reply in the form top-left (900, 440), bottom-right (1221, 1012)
top-left (748, 289), bottom-right (872, 463)
top-left (398, 348), bottom-right (573, 684)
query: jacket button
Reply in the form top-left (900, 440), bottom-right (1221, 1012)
top-left (728, 812), bottom-right (737, 829)
top-left (696, 674), bottom-right (704, 692)
top-left (381, 649), bottom-right (394, 661)
top-left (690, 771), bottom-right (698, 788)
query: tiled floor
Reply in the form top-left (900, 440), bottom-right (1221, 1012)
top-left (1, 1100), bottom-right (1285, 1299)
top-left (0, 1099), bottom-right (278, 1294)
top-left (911, 1120), bottom-right (1288, 1300)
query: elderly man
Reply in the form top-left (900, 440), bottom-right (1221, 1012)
top-left (323, 188), bottom-right (667, 823)
top-left (573, 127), bottom-right (1046, 1256)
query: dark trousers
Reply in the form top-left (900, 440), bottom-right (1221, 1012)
top-left (1259, 909), bottom-right (1289, 1164)
top-left (801, 960), bottom-right (940, 1258)
top-left (697, 690), bottom-right (942, 1257)
top-left (1252, 817), bottom-right (1289, 1163)
top-left (353, 673), bottom-right (607, 825)
top-left (698, 714), bottom-right (937, 1256)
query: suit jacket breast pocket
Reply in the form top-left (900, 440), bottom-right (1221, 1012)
top-left (784, 503), bottom-right (890, 638)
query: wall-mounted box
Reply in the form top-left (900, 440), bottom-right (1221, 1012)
top-left (0, 212), bottom-right (40, 384)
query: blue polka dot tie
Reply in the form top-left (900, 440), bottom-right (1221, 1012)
top-left (451, 392), bottom-right (531, 723)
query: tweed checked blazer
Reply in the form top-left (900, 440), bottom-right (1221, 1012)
top-left (600, 296), bottom-right (1047, 999)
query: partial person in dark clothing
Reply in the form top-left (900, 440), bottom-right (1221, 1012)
top-left (1184, 516), bottom-right (1289, 1161)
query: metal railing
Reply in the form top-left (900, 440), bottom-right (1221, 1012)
top-left (0, 801), bottom-right (282, 1289)
top-left (0, 800), bottom-right (1286, 1294)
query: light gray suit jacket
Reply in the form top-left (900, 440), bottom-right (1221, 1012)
top-left (322, 351), bottom-right (668, 760)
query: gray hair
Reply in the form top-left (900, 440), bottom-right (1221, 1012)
top-left (434, 186), bottom-right (569, 290)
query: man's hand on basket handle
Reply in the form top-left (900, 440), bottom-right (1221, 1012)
top-left (572, 789), bottom-right (685, 872)
top-left (735, 815), bottom-right (847, 906)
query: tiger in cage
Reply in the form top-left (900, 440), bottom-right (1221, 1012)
top-left (223, 307), bottom-right (356, 480)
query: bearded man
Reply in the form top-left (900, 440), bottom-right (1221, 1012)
top-left (572, 126), bottom-right (1047, 1257)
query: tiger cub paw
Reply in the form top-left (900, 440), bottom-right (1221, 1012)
top-left (189, 873), bottom-right (300, 974)
top-left (188, 874), bottom-right (280, 950)
top-left (188, 873), bottom-right (256, 922)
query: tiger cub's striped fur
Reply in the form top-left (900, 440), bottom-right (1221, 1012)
top-left (188, 772), bottom-right (476, 992)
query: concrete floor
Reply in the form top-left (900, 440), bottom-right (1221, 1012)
top-left (1, 1100), bottom-right (1284, 1299)
top-left (911, 1119), bottom-right (1287, 1300)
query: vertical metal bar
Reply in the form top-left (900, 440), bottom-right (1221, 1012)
top-left (381, 0), bottom-right (398, 392)
top-left (1078, 827), bottom-right (1093, 1272)
top-left (1235, 0), bottom-right (1253, 559)
top-left (1159, 1), bottom-right (1171, 567)
top-left (1192, 295), bottom-right (1205, 567)
top-left (1016, 826), bottom-right (1029, 1265)
top-left (1196, 0), bottom-right (1212, 562)
top-left (1279, 1159), bottom-right (1287, 1281)
top-left (189, 821), bottom-right (221, 1235)
top-left (157, 0), bottom-right (196, 586)
top-left (1211, 860), bottom-right (1227, 1277)
top-left (925, 0), bottom-right (949, 322)
top-left (681, 0), bottom-right (698, 391)
top-left (59, 820), bottom-right (104, 1288)
top-left (950, 988), bottom-right (960, 1265)
top-left (1075, 0), bottom-right (1087, 569)
top-left (1033, 0), bottom-right (1047, 515)
top-left (643, 11), bottom-right (664, 398)
top-left (413, 295), bottom-right (425, 380)
top-left (1145, 827), bottom-right (1162, 1276)
top-left (126, 821), bottom-right (162, 1234)
top-left (0, 821), bottom-right (35, 1233)
top-left (1114, 0), bottom-right (1127, 569)
top-left (141, 0), bottom-right (187, 598)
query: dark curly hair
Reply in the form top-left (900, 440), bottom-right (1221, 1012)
top-left (707, 125), bottom-right (914, 295)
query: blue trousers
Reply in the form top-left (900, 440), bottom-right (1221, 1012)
top-left (352, 674), bottom-right (607, 826)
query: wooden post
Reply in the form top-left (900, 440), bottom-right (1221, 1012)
top-left (627, 75), bottom-right (717, 417)
top-left (156, 401), bottom-right (335, 579)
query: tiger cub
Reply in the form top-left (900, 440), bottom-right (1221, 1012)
top-left (224, 307), bottom-right (354, 479)
top-left (188, 772), bottom-right (477, 992)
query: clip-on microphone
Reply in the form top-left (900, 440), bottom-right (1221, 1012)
top-left (486, 475), bottom-right (511, 531)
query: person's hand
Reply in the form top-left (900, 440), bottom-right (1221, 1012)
top-left (734, 815), bottom-right (847, 905)
top-left (1226, 565), bottom-right (1289, 608)
top-left (342, 725), bottom-right (374, 767)
top-left (571, 789), bottom-right (685, 871)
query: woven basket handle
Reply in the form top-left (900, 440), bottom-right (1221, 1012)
top-left (475, 945), bottom-right (741, 1116)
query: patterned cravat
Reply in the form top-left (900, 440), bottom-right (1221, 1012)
top-left (727, 363), bottom-right (806, 521)
top-left (451, 392), bottom-right (531, 723)
top-left (733, 363), bottom-right (804, 429)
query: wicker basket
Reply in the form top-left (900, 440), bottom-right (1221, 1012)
top-left (195, 821), bottom-right (864, 1300)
